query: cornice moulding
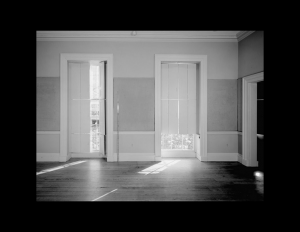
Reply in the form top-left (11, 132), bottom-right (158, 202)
top-left (236, 31), bottom-right (255, 42)
top-left (36, 31), bottom-right (240, 42)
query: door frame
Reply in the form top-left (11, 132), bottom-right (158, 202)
top-left (154, 54), bottom-right (208, 161)
top-left (60, 54), bottom-right (113, 162)
top-left (242, 71), bottom-right (264, 166)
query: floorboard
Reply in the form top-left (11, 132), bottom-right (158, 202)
top-left (36, 158), bottom-right (264, 201)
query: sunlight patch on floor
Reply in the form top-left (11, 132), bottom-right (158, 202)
top-left (37, 160), bottom-right (87, 175)
top-left (138, 160), bottom-right (180, 175)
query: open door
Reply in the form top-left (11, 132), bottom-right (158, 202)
top-left (68, 61), bottom-right (107, 158)
top-left (99, 61), bottom-right (106, 157)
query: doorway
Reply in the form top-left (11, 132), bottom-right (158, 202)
top-left (155, 54), bottom-right (207, 161)
top-left (60, 54), bottom-right (113, 162)
top-left (242, 72), bottom-right (264, 166)
top-left (68, 61), bottom-right (106, 158)
top-left (160, 62), bottom-right (199, 158)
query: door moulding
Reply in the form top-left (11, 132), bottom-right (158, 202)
top-left (60, 53), bottom-right (113, 162)
top-left (154, 54), bottom-right (208, 161)
top-left (242, 71), bottom-right (263, 166)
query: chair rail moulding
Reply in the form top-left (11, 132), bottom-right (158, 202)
top-left (36, 131), bottom-right (60, 134)
top-left (60, 53), bottom-right (114, 162)
top-left (155, 54), bottom-right (207, 161)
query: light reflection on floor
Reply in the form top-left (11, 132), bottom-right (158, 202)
top-left (138, 160), bottom-right (180, 175)
top-left (254, 171), bottom-right (264, 195)
top-left (36, 160), bottom-right (87, 175)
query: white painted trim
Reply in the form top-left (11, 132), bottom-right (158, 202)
top-left (161, 150), bottom-right (196, 158)
top-left (112, 153), bottom-right (155, 161)
top-left (207, 153), bottom-right (238, 161)
top-left (207, 76), bottom-right (239, 79)
top-left (242, 72), bottom-right (263, 167)
top-left (37, 31), bottom-right (240, 42)
top-left (60, 54), bottom-right (113, 162)
top-left (113, 131), bottom-right (155, 134)
top-left (36, 131), bottom-right (60, 134)
top-left (237, 31), bottom-right (255, 42)
top-left (238, 154), bottom-right (243, 163)
top-left (37, 153), bottom-right (60, 162)
top-left (207, 131), bottom-right (239, 135)
top-left (71, 153), bottom-right (104, 158)
top-left (37, 38), bottom-right (238, 43)
top-left (155, 54), bottom-right (207, 162)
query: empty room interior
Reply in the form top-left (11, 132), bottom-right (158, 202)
top-left (36, 31), bottom-right (264, 201)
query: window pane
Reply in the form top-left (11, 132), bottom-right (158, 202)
top-left (90, 100), bottom-right (100, 151)
top-left (161, 133), bottom-right (194, 150)
top-left (182, 134), bottom-right (193, 150)
top-left (161, 133), bottom-right (172, 149)
top-left (90, 100), bottom-right (99, 119)
top-left (172, 134), bottom-right (182, 149)
top-left (91, 133), bottom-right (100, 151)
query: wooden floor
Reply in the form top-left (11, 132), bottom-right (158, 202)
top-left (36, 158), bottom-right (264, 201)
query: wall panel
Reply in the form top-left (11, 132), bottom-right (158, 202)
top-left (207, 79), bottom-right (237, 131)
top-left (36, 134), bottom-right (60, 153)
top-left (113, 78), bottom-right (154, 131)
top-left (36, 77), bottom-right (60, 131)
top-left (113, 134), bottom-right (155, 153)
top-left (207, 134), bottom-right (238, 153)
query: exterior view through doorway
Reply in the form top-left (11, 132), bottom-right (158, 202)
top-left (160, 62), bottom-right (198, 158)
top-left (68, 61), bottom-right (106, 158)
top-left (155, 54), bottom-right (207, 161)
top-left (60, 54), bottom-right (113, 162)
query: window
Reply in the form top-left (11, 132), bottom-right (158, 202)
top-left (161, 134), bottom-right (194, 150)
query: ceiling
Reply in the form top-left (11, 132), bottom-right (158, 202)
top-left (36, 31), bottom-right (255, 42)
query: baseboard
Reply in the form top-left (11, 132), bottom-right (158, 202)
top-left (71, 153), bottom-right (105, 158)
top-left (113, 153), bottom-right (155, 161)
top-left (200, 156), bottom-right (207, 161)
top-left (161, 150), bottom-right (196, 158)
top-left (238, 154), bottom-right (243, 163)
top-left (207, 131), bottom-right (239, 135)
top-left (37, 153), bottom-right (60, 162)
top-left (206, 153), bottom-right (238, 161)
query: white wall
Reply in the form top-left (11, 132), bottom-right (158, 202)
top-left (37, 41), bottom-right (238, 79)
top-left (237, 31), bottom-right (264, 157)
top-left (37, 40), bottom-right (239, 161)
